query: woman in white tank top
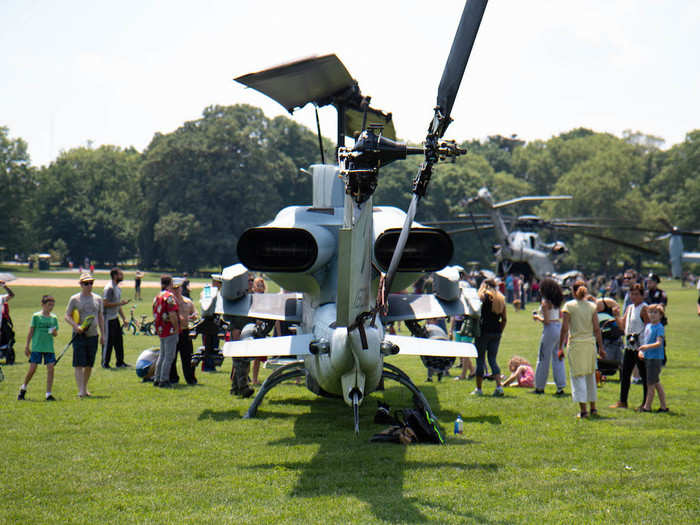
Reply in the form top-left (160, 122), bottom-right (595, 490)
top-left (610, 283), bottom-right (649, 409)
top-left (532, 278), bottom-right (566, 394)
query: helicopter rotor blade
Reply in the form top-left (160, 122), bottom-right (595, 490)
top-left (423, 218), bottom-right (493, 226)
top-left (548, 222), bottom-right (662, 233)
top-left (447, 224), bottom-right (495, 235)
top-left (380, 0), bottom-right (487, 306)
top-left (560, 229), bottom-right (661, 256)
top-left (492, 195), bottom-right (572, 209)
top-left (432, 0), bottom-right (488, 138)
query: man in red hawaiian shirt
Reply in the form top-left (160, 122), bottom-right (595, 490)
top-left (152, 274), bottom-right (179, 388)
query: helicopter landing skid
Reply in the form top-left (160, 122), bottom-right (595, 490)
top-left (243, 361), bottom-right (306, 419)
top-left (381, 362), bottom-right (436, 421)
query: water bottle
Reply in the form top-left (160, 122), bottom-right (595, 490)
top-left (454, 414), bottom-right (463, 435)
top-left (203, 284), bottom-right (211, 299)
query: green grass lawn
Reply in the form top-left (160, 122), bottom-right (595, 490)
top-left (1, 281), bottom-right (698, 524)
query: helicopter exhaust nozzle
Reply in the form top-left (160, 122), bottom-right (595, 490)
top-left (374, 228), bottom-right (453, 272)
top-left (238, 226), bottom-right (335, 273)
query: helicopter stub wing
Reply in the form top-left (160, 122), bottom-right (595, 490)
top-left (215, 292), bottom-right (303, 322)
top-left (384, 335), bottom-right (477, 358)
top-left (223, 334), bottom-right (314, 358)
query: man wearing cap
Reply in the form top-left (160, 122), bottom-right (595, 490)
top-left (169, 277), bottom-right (197, 385)
top-left (152, 274), bottom-right (179, 388)
top-left (644, 274), bottom-right (668, 307)
top-left (102, 267), bottom-right (130, 368)
top-left (65, 273), bottom-right (105, 398)
top-left (199, 273), bottom-right (223, 373)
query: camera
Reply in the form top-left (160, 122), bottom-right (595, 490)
top-left (625, 333), bottom-right (639, 349)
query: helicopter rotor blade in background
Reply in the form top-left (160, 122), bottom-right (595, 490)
top-left (560, 229), bottom-right (661, 256)
top-left (380, 1), bottom-right (488, 306)
top-left (492, 195), bottom-right (572, 209)
top-left (423, 218), bottom-right (493, 227)
top-left (447, 224), bottom-right (495, 235)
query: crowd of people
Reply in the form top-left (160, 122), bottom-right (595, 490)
top-left (443, 269), bottom-right (672, 417)
top-left (8, 266), bottom-right (681, 419)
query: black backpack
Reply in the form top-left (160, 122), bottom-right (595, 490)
top-left (370, 405), bottom-right (445, 445)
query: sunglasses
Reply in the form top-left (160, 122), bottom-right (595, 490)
top-left (81, 281), bottom-right (94, 286)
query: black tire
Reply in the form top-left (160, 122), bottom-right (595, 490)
top-left (7, 348), bottom-right (15, 365)
top-left (130, 323), bottom-right (137, 336)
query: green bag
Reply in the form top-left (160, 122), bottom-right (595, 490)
top-left (459, 315), bottom-right (481, 339)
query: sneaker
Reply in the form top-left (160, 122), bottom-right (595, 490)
top-left (102, 364), bottom-right (111, 369)
top-left (17, 389), bottom-right (26, 401)
top-left (609, 401), bottom-right (628, 409)
top-left (554, 389), bottom-right (566, 397)
top-left (241, 386), bottom-right (255, 398)
top-left (530, 389), bottom-right (545, 395)
top-left (153, 381), bottom-right (161, 387)
top-left (470, 388), bottom-right (483, 396)
top-left (46, 395), bottom-right (56, 401)
top-left (116, 363), bottom-right (130, 368)
top-left (159, 381), bottom-right (172, 388)
top-left (493, 387), bottom-right (504, 397)
top-left (632, 377), bottom-right (642, 384)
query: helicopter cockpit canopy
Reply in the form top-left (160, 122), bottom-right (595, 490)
top-left (235, 54), bottom-right (396, 140)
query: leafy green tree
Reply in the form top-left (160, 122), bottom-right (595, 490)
top-left (34, 145), bottom-right (141, 265)
top-left (138, 105), bottom-right (322, 270)
top-left (541, 139), bottom-right (649, 272)
top-left (0, 126), bottom-right (37, 255)
top-left (463, 134), bottom-right (524, 175)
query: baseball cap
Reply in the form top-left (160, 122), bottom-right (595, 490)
top-left (79, 273), bottom-right (95, 284)
top-left (172, 277), bottom-right (185, 288)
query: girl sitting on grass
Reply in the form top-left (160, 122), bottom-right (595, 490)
top-left (503, 355), bottom-right (535, 388)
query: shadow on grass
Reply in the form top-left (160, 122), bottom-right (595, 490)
top-left (417, 498), bottom-right (511, 525)
top-left (245, 384), bottom-right (500, 523)
top-left (197, 408), bottom-right (240, 421)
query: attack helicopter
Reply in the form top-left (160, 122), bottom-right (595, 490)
top-left (204, 0), bottom-right (490, 434)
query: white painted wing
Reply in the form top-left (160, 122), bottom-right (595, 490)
top-left (384, 335), bottom-right (477, 358)
top-left (222, 334), bottom-right (314, 358)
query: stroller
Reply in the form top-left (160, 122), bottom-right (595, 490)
top-left (597, 312), bottom-right (623, 378)
top-left (0, 303), bottom-right (16, 365)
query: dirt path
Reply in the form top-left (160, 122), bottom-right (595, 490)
top-left (9, 277), bottom-right (204, 289)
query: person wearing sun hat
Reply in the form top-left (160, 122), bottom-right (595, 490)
top-left (168, 277), bottom-right (197, 385)
top-left (64, 273), bottom-right (105, 398)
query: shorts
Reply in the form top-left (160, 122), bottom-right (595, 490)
top-left (646, 358), bottom-right (663, 385)
top-left (72, 335), bottom-right (99, 367)
top-left (454, 333), bottom-right (474, 344)
top-left (29, 352), bottom-right (56, 365)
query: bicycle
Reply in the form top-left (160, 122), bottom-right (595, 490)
top-left (139, 314), bottom-right (157, 336)
top-left (124, 306), bottom-right (139, 335)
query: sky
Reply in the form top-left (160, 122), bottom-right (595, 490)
top-left (1, 0), bottom-right (698, 167)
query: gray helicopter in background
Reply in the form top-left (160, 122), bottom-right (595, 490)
top-left (429, 187), bottom-right (667, 281)
top-left (201, 0), bottom-right (490, 434)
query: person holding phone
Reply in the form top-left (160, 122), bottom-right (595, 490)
top-left (102, 267), bottom-right (130, 368)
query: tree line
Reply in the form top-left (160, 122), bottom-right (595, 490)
top-left (1, 105), bottom-right (698, 274)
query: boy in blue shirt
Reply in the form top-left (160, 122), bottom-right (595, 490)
top-left (18, 295), bottom-right (59, 401)
top-left (638, 304), bottom-right (668, 413)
